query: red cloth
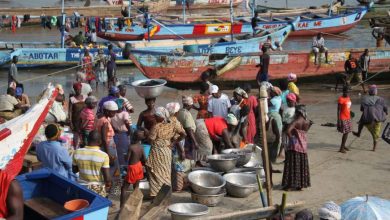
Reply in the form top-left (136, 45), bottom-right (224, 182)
top-left (80, 108), bottom-right (95, 131)
top-left (125, 161), bottom-right (144, 184)
top-left (338, 96), bottom-right (351, 120)
top-left (246, 96), bottom-right (258, 143)
top-left (204, 117), bottom-right (227, 140)
top-left (288, 129), bottom-right (308, 154)
top-left (0, 170), bottom-right (12, 218)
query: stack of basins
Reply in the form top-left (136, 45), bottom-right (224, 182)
top-left (188, 145), bottom-right (265, 206)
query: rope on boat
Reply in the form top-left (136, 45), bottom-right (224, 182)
top-left (0, 58), bottom-right (101, 89)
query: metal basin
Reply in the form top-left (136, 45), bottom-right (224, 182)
top-left (191, 167), bottom-right (224, 175)
top-left (188, 170), bottom-right (225, 195)
top-left (168, 203), bottom-right (209, 220)
top-left (223, 173), bottom-right (257, 198)
top-left (226, 167), bottom-right (262, 175)
top-left (207, 154), bottom-right (238, 172)
top-left (243, 145), bottom-right (263, 168)
top-left (131, 79), bottom-right (167, 99)
top-left (191, 190), bottom-right (226, 207)
top-left (221, 148), bottom-right (252, 167)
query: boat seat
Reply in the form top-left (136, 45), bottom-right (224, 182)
top-left (315, 14), bottom-right (329, 18)
top-left (285, 17), bottom-right (296, 21)
top-left (258, 17), bottom-right (269, 22)
top-left (272, 18), bottom-right (285, 22)
top-left (300, 15), bottom-right (313, 20)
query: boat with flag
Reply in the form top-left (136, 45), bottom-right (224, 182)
top-left (128, 17), bottom-right (298, 54)
top-left (129, 47), bottom-right (390, 84)
top-left (168, 0), bottom-right (244, 10)
top-left (97, 3), bottom-right (370, 41)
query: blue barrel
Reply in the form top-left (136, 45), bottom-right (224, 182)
top-left (183, 45), bottom-right (199, 53)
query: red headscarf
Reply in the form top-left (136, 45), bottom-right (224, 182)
top-left (73, 82), bottom-right (82, 91)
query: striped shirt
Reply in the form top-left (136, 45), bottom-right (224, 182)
top-left (73, 146), bottom-right (109, 183)
top-left (80, 107), bottom-right (95, 131)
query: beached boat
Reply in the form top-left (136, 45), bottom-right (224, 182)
top-left (97, 4), bottom-right (370, 41)
top-left (168, 0), bottom-right (243, 10)
top-left (129, 47), bottom-right (390, 84)
top-left (129, 18), bottom-right (297, 54)
top-left (0, 85), bottom-right (56, 176)
top-left (0, 46), bottom-right (130, 67)
top-left (18, 168), bottom-right (111, 220)
top-left (357, 0), bottom-right (390, 5)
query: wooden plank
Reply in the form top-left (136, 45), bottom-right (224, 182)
top-left (25, 197), bottom-right (67, 219)
top-left (117, 188), bottom-right (143, 220)
top-left (204, 201), bottom-right (305, 220)
top-left (140, 184), bottom-right (171, 220)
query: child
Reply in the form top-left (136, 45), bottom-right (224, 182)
top-left (120, 128), bottom-right (147, 208)
top-left (79, 96), bottom-right (98, 146)
top-left (137, 98), bottom-right (157, 135)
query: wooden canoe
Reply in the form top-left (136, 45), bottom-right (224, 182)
top-left (129, 47), bottom-right (390, 84)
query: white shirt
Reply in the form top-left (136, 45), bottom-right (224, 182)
top-left (208, 93), bottom-right (231, 118)
top-left (91, 32), bottom-right (97, 43)
top-left (0, 94), bottom-right (19, 111)
top-left (312, 37), bottom-right (325, 48)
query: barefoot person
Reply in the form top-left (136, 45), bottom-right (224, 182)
top-left (120, 129), bottom-right (147, 208)
top-left (353, 85), bottom-right (388, 151)
top-left (282, 105), bottom-right (312, 191)
top-left (337, 86), bottom-right (352, 153)
top-left (72, 131), bottom-right (111, 197)
top-left (146, 107), bottom-right (186, 198)
top-left (137, 98), bottom-right (157, 134)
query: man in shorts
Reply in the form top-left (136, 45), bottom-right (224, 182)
top-left (344, 53), bottom-right (366, 93)
top-left (312, 33), bottom-right (329, 65)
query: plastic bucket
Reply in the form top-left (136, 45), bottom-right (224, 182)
top-left (64, 199), bottom-right (89, 212)
top-left (143, 144), bottom-right (151, 159)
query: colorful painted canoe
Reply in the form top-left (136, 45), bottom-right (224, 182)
top-left (129, 18), bottom-right (297, 55)
top-left (168, 0), bottom-right (243, 10)
top-left (0, 47), bottom-right (130, 68)
top-left (97, 4), bottom-right (370, 41)
top-left (129, 48), bottom-right (390, 83)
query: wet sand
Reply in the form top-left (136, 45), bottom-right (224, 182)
top-left (1, 67), bottom-right (389, 218)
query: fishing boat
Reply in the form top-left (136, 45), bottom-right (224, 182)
top-left (0, 85), bottom-right (56, 176)
top-left (168, 0), bottom-right (244, 10)
top-left (357, 0), bottom-right (390, 5)
top-left (0, 44), bottom-right (130, 67)
top-left (97, 4), bottom-right (371, 41)
top-left (129, 47), bottom-right (390, 84)
top-left (128, 18), bottom-right (298, 54)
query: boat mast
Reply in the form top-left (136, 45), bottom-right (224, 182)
top-left (252, 0), bottom-right (255, 17)
top-left (182, 0), bottom-right (186, 24)
top-left (60, 0), bottom-right (65, 48)
top-left (128, 0), bottom-right (131, 18)
top-left (285, 0), bottom-right (288, 8)
top-left (230, 0), bottom-right (234, 41)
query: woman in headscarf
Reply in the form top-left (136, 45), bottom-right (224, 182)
top-left (111, 99), bottom-right (132, 167)
top-left (280, 93), bottom-right (297, 159)
top-left (69, 82), bottom-right (87, 149)
top-left (96, 100), bottom-right (121, 195)
top-left (282, 105), bottom-right (312, 191)
top-left (80, 49), bottom-right (95, 85)
top-left (166, 102), bottom-right (187, 192)
top-left (243, 84), bottom-right (258, 144)
top-left (146, 107), bottom-right (186, 197)
top-left (268, 86), bottom-right (283, 163)
top-left (353, 84), bottom-right (388, 151)
top-left (95, 48), bottom-right (107, 88)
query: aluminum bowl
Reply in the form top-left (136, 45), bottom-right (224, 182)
top-left (131, 79), bottom-right (167, 99)
top-left (226, 167), bottom-right (262, 175)
top-left (168, 203), bottom-right (209, 220)
top-left (223, 173), bottom-right (257, 198)
top-left (221, 148), bottom-right (252, 167)
top-left (139, 180), bottom-right (151, 199)
top-left (188, 170), bottom-right (225, 195)
top-left (190, 190), bottom-right (226, 207)
top-left (207, 154), bottom-right (238, 172)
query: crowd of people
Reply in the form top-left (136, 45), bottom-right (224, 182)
top-left (0, 41), bottom-right (388, 219)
